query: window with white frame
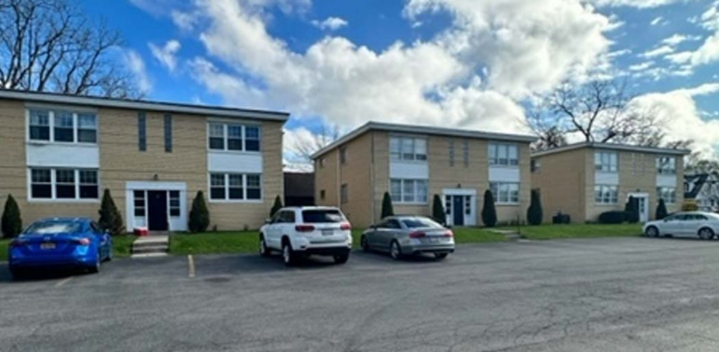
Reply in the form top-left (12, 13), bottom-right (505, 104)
top-left (134, 191), bottom-right (146, 217)
top-left (208, 123), bottom-right (262, 152)
top-left (390, 179), bottom-right (428, 203)
top-left (657, 187), bottom-right (677, 204)
top-left (595, 152), bottom-right (618, 172)
top-left (209, 173), bottom-right (263, 201)
top-left (594, 185), bottom-right (619, 204)
top-left (169, 191), bottom-right (181, 217)
top-left (489, 143), bottom-right (519, 166)
top-left (390, 137), bottom-right (427, 162)
top-left (490, 182), bottom-right (520, 204)
top-left (656, 156), bottom-right (676, 175)
top-left (28, 109), bottom-right (97, 144)
top-left (29, 168), bottom-right (99, 200)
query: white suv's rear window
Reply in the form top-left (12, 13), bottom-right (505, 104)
top-left (302, 210), bottom-right (343, 223)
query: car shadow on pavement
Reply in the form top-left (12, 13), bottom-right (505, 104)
top-left (0, 264), bottom-right (93, 284)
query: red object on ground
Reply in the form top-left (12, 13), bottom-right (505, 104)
top-left (134, 227), bottom-right (149, 237)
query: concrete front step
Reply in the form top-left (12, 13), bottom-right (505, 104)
top-left (131, 235), bottom-right (170, 257)
top-left (131, 253), bottom-right (168, 258)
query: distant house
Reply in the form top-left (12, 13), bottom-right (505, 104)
top-left (685, 173), bottom-right (719, 212)
top-left (284, 172), bottom-right (315, 206)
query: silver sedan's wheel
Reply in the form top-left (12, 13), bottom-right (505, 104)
top-left (645, 226), bottom-right (659, 238)
top-left (699, 227), bottom-right (715, 240)
top-left (390, 241), bottom-right (402, 260)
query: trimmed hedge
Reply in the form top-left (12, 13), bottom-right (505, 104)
top-left (552, 212), bottom-right (571, 224)
top-left (381, 192), bottom-right (394, 219)
top-left (598, 211), bottom-right (629, 224)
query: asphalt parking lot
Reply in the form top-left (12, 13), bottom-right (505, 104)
top-left (3, 237), bottom-right (719, 352)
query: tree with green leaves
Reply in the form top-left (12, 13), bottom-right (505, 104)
top-left (270, 196), bottom-right (283, 218)
top-left (189, 191), bottom-right (210, 233)
top-left (527, 189), bottom-right (543, 226)
top-left (481, 190), bottom-right (497, 228)
top-left (1, 195), bottom-right (22, 238)
top-left (381, 192), bottom-right (394, 219)
top-left (656, 198), bottom-right (668, 220)
top-left (98, 189), bottom-right (124, 235)
top-left (432, 195), bottom-right (445, 225)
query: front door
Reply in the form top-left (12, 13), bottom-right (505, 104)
top-left (453, 196), bottom-right (465, 226)
top-left (629, 194), bottom-right (649, 223)
top-left (147, 191), bottom-right (168, 231)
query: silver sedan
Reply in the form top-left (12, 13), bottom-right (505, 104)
top-left (360, 216), bottom-right (455, 260)
top-left (643, 211), bottom-right (719, 240)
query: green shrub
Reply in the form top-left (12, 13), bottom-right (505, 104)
top-left (432, 194), bottom-right (445, 225)
top-left (527, 189), bottom-right (543, 226)
top-left (1, 194), bottom-right (22, 238)
top-left (598, 211), bottom-right (628, 224)
top-left (381, 192), bottom-right (394, 219)
top-left (481, 190), bottom-right (497, 228)
top-left (656, 198), bottom-right (668, 220)
top-left (552, 212), bottom-right (571, 224)
top-left (270, 195), bottom-right (283, 218)
top-left (625, 197), bottom-right (639, 224)
top-left (98, 189), bottom-right (124, 235)
top-left (189, 191), bottom-right (210, 233)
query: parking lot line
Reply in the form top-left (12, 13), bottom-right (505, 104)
top-left (188, 255), bottom-right (196, 278)
top-left (54, 277), bottom-right (73, 288)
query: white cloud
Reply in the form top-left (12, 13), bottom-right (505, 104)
top-left (629, 61), bottom-right (654, 70)
top-left (183, 0), bottom-right (614, 134)
top-left (171, 11), bottom-right (198, 31)
top-left (640, 45), bottom-right (675, 58)
top-left (149, 40), bottom-right (182, 72)
top-left (668, 33), bottom-right (719, 67)
top-left (122, 49), bottom-right (152, 94)
top-left (650, 16), bottom-right (666, 26)
top-left (661, 34), bottom-right (701, 46)
top-left (311, 17), bottom-right (349, 31)
top-left (699, 1), bottom-right (719, 31)
top-left (586, 0), bottom-right (692, 8)
top-left (631, 83), bottom-right (719, 157)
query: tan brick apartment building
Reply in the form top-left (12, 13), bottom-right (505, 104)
top-left (531, 143), bottom-right (690, 223)
top-left (0, 90), bottom-right (287, 231)
top-left (311, 122), bottom-right (536, 228)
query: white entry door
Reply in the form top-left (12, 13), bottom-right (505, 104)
top-left (628, 193), bottom-right (649, 223)
top-left (443, 189), bottom-right (477, 227)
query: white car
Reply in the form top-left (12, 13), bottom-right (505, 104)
top-left (259, 207), bottom-right (352, 266)
top-left (643, 211), bottom-right (719, 240)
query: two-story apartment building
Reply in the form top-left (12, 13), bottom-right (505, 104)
top-left (0, 90), bottom-right (287, 232)
top-left (311, 122), bottom-right (536, 228)
top-left (531, 143), bottom-right (690, 223)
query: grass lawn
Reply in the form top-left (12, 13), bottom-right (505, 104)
top-left (0, 239), bottom-right (8, 262)
top-left (506, 223), bottom-right (643, 240)
top-left (170, 231), bottom-right (259, 255)
top-left (113, 235), bottom-right (137, 258)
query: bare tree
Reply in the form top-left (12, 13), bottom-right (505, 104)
top-left (285, 124), bottom-right (340, 169)
top-left (0, 0), bottom-right (140, 98)
top-left (527, 78), bottom-right (669, 150)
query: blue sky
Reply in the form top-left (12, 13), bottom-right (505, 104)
top-left (80, 0), bottom-right (719, 160)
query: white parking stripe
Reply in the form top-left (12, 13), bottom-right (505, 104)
top-left (55, 277), bottom-right (73, 288)
top-left (188, 255), bottom-right (196, 278)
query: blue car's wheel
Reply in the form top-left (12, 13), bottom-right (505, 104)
top-left (105, 247), bottom-right (113, 262)
top-left (88, 251), bottom-right (101, 274)
top-left (9, 267), bottom-right (23, 281)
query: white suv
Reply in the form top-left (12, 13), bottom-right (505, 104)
top-left (259, 207), bottom-right (352, 266)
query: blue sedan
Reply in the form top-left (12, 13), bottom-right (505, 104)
top-left (8, 218), bottom-right (113, 279)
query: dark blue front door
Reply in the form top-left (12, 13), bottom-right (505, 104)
top-left (453, 196), bottom-right (464, 226)
top-left (148, 191), bottom-right (168, 231)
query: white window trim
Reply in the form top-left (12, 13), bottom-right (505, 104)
top-left (490, 182), bottom-right (520, 205)
top-left (207, 122), bottom-right (262, 154)
top-left (594, 184), bottom-right (619, 205)
top-left (488, 143), bottom-right (519, 168)
top-left (390, 179), bottom-right (428, 205)
top-left (208, 173), bottom-right (264, 203)
top-left (595, 151), bottom-right (618, 173)
top-left (656, 156), bottom-right (677, 175)
top-left (389, 135), bottom-right (428, 163)
top-left (26, 107), bottom-right (99, 146)
top-left (27, 168), bottom-right (100, 203)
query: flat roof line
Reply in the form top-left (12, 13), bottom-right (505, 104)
top-left (531, 142), bottom-right (691, 157)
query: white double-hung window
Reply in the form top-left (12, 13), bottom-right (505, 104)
top-left (595, 152), bottom-right (618, 172)
top-left (489, 143), bottom-right (519, 166)
top-left (29, 168), bottom-right (99, 201)
top-left (28, 109), bottom-right (97, 144)
top-left (390, 179), bottom-right (428, 204)
top-left (390, 137), bottom-right (427, 162)
top-left (656, 156), bottom-right (676, 175)
top-left (208, 123), bottom-right (262, 152)
top-left (490, 182), bottom-right (520, 204)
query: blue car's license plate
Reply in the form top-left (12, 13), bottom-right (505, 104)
top-left (40, 243), bottom-right (56, 250)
